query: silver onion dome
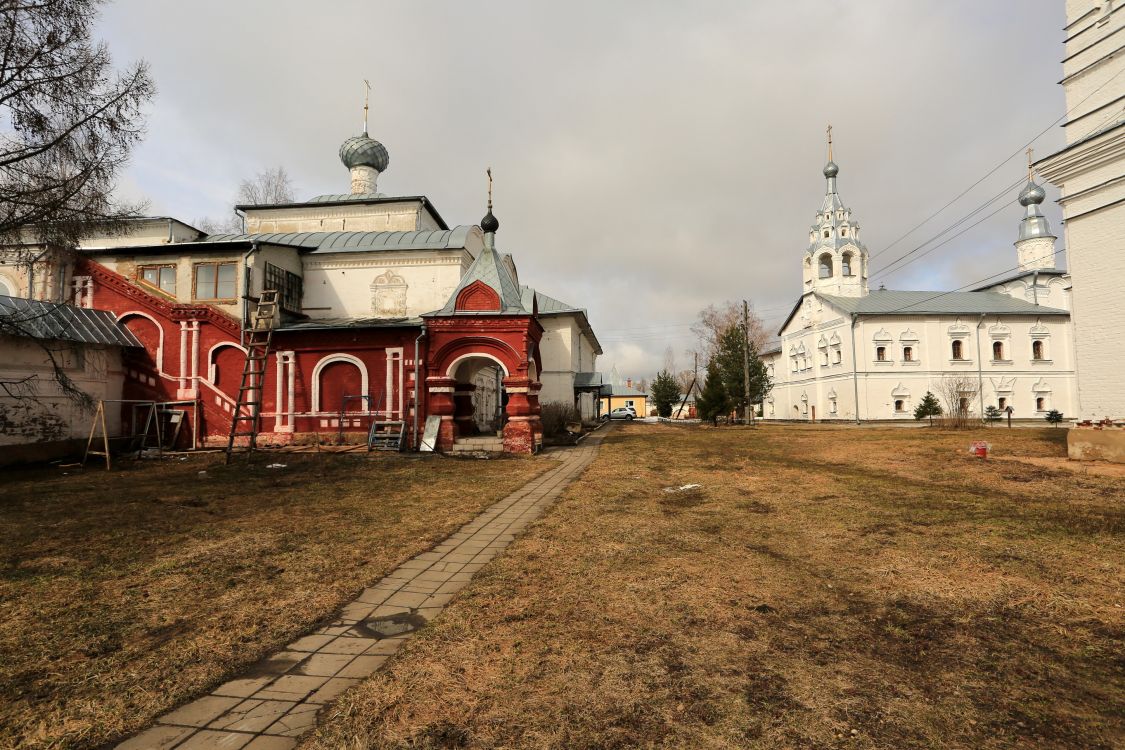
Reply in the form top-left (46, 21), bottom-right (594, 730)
top-left (823, 160), bottom-right (839, 178)
top-left (1018, 180), bottom-right (1046, 207)
top-left (339, 133), bottom-right (390, 172)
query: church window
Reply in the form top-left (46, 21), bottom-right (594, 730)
top-left (951, 340), bottom-right (965, 360)
top-left (841, 252), bottom-right (853, 276)
top-left (265, 262), bottom-right (303, 313)
top-left (992, 341), bottom-right (1004, 360)
top-left (959, 397), bottom-right (970, 413)
top-left (1032, 340), bottom-right (1045, 360)
top-left (829, 398), bottom-right (838, 414)
top-left (193, 262), bottom-right (236, 300)
top-left (876, 346), bottom-right (886, 361)
top-left (998, 397), bottom-right (1007, 411)
top-left (819, 253), bottom-right (833, 278)
top-left (902, 346), bottom-right (913, 362)
top-left (139, 264), bottom-right (176, 296)
top-left (1036, 396), bottom-right (1045, 411)
top-left (894, 399), bottom-right (906, 413)
top-left (833, 347), bottom-right (842, 364)
top-left (820, 350), bottom-right (828, 366)
top-left (840, 228), bottom-right (847, 237)
top-left (823, 229), bottom-right (830, 238)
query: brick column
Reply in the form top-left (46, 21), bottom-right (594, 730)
top-left (426, 376), bottom-right (457, 451)
top-left (502, 376), bottom-right (536, 454)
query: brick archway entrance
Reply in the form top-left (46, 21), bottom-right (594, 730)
top-left (424, 318), bottom-right (543, 453)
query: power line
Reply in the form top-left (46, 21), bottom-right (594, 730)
top-left (868, 65), bottom-right (1125, 262)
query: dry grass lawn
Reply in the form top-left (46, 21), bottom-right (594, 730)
top-left (306, 424), bottom-right (1123, 750)
top-left (0, 451), bottom-right (547, 750)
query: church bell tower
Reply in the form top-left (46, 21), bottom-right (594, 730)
top-left (803, 127), bottom-right (869, 298)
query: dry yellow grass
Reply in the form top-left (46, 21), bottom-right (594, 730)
top-left (305, 424), bottom-right (1123, 750)
top-left (0, 451), bottom-right (547, 750)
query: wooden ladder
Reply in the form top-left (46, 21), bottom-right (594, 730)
top-left (226, 290), bottom-right (278, 463)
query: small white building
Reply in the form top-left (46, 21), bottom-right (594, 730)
top-left (761, 150), bottom-right (1076, 423)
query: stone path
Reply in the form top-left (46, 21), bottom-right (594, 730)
top-left (117, 429), bottom-right (608, 750)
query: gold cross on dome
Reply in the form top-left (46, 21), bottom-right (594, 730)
top-left (362, 79), bottom-right (372, 135)
top-left (1026, 147), bottom-right (1034, 181)
top-left (827, 124), bottom-right (833, 160)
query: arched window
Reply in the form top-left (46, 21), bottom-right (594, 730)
top-left (902, 346), bottom-right (913, 362)
top-left (958, 396), bottom-right (970, 413)
top-left (1032, 340), bottom-right (1044, 360)
top-left (1036, 396), bottom-right (1045, 411)
top-left (823, 229), bottom-right (830, 238)
top-left (952, 340), bottom-right (964, 360)
top-left (841, 252), bottom-right (852, 276)
top-left (894, 399), bottom-right (905, 413)
top-left (819, 253), bottom-right (833, 278)
top-left (998, 397), bottom-right (1007, 411)
top-left (993, 341), bottom-right (1004, 360)
top-left (0, 278), bottom-right (11, 297)
top-left (876, 346), bottom-right (887, 362)
top-left (820, 350), bottom-right (828, 366)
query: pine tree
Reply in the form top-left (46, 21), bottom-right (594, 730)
top-left (1045, 409), bottom-right (1064, 428)
top-left (696, 359), bottom-right (729, 425)
top-left (650, 370), bottom-right (681, 418)
top-left (712, 324), bottom-right (771, 417)
top-left (913, 391), bottom-right (942, 426)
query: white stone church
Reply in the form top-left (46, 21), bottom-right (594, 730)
top-left (761, 147), bottom-right (1076, 422)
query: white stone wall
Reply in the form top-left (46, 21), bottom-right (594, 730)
top-left (243, 198), bottom-right (443, 234)
top-left (762, 305), bottom-right (1077, 422)
top-left (301, 248), bottom-right (473, 319)
top-left (0, 335), bottom-right (124, 448)
top-left (1037, 0), bottom-right (1125, 420)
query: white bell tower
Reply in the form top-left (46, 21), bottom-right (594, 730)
top-left (803, 126), bottom-right (869, 298)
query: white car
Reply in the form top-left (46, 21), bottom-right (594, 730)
top-left (604, 406), bottom-right (637, 421)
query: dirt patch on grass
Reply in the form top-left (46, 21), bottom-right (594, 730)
top-left (303, 424), bottom-right (1124, 750)
top-left (0, 451), bottom-right (546, 750)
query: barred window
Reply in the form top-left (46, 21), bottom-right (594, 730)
top-left (265, 262), bottom-right (303, 312)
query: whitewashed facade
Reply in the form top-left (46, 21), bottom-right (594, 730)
top-left (762, 156), bottom-right (1077, 423)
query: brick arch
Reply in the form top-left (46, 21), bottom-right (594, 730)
top-left (429, 336), bottom-right (525, 381)
top-left (455, 280), bottom-right (500, 312)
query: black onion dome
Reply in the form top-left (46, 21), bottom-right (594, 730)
top-left (339, 133), bottom-right (389, 172)
top-left (481, 210), bottom-right (499, 233)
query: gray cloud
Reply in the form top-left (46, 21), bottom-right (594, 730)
top-left (99, 0), bottom-right (1067, 377)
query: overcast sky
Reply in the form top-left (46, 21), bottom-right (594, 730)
top-left (98, 0), bottom-right (1069, 379)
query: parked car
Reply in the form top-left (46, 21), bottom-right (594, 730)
top-left (603, 406), bottom-right (636, 421)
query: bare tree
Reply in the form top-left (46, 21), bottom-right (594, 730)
top-left (0, 300), bottom-right (93, 406)
top-left (690, 301), bottom-right (768, 360)
top-left (196, 166), bottom-right (296, 234)
top-left (237, 166), bottom-right (294, 206)
top-left (0, 0), bottom-right (154, 250)
top-left (934, 375), bottom-right (981, 429)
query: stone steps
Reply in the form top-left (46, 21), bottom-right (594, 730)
top-left (452, 436), bottom-right (504, 453)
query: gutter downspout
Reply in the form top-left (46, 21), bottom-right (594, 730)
top-left (413, 328), bottom-right (427, 451)
top-left (27, 248), bottom-right (48, 301)
top-left (1032, 270), bottom-right (1039, 306)
top-left (850, 313), bottom-right (861, 424)
top-left (976, 313), bottom-right (986, 418)
top-left (240, 239), bottom-right (261, 347)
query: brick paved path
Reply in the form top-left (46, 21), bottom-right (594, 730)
top-left (117, 429), bottom-right (608, 749)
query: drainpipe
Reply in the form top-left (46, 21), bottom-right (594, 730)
top-left (975, 313), bottom-right (986, 417)
top-left (26, 248), bottom-right (48, 300)
top-left (849, 313), bottom-right (861, 424)
top-left (240, 239), bottom-right (261, 347)
top-left (413, 328), bottom-right (427, 450)
top-left (1032, 270), bottom-right (1039, 306)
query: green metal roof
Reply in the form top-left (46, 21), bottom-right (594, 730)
top-left (201, 227), bottom-right (476, 254)
top-left (429, 240), bottom-right (526, 316)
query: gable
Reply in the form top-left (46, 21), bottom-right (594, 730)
top-left (455, 279), bottom-right (501, 312)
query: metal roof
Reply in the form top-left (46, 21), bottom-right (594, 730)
top-left (574, 372), bottom-right (603, 388)
top-left (277, 316), bottom-right (422, 332)
top-left (970, 269), bottom-right (1067, 292)
top-left (430, 241), bottom-right (527, 316)
top-left (0, 295), bottom-right (142, 347)
top-left (819, 290), bottom-right (1070, 316)
top-left (201, 227), bottom-right (476, 254)
top-left (600, 382), bottom-right (647, 397)
top-left (519, 285), bottom-right (603, 355)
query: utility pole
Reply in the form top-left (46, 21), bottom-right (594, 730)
top-left (742, 299), bottom-right (751, 426)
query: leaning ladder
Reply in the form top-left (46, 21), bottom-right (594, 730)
top-left (226, 290), bottom-right (278, 463)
